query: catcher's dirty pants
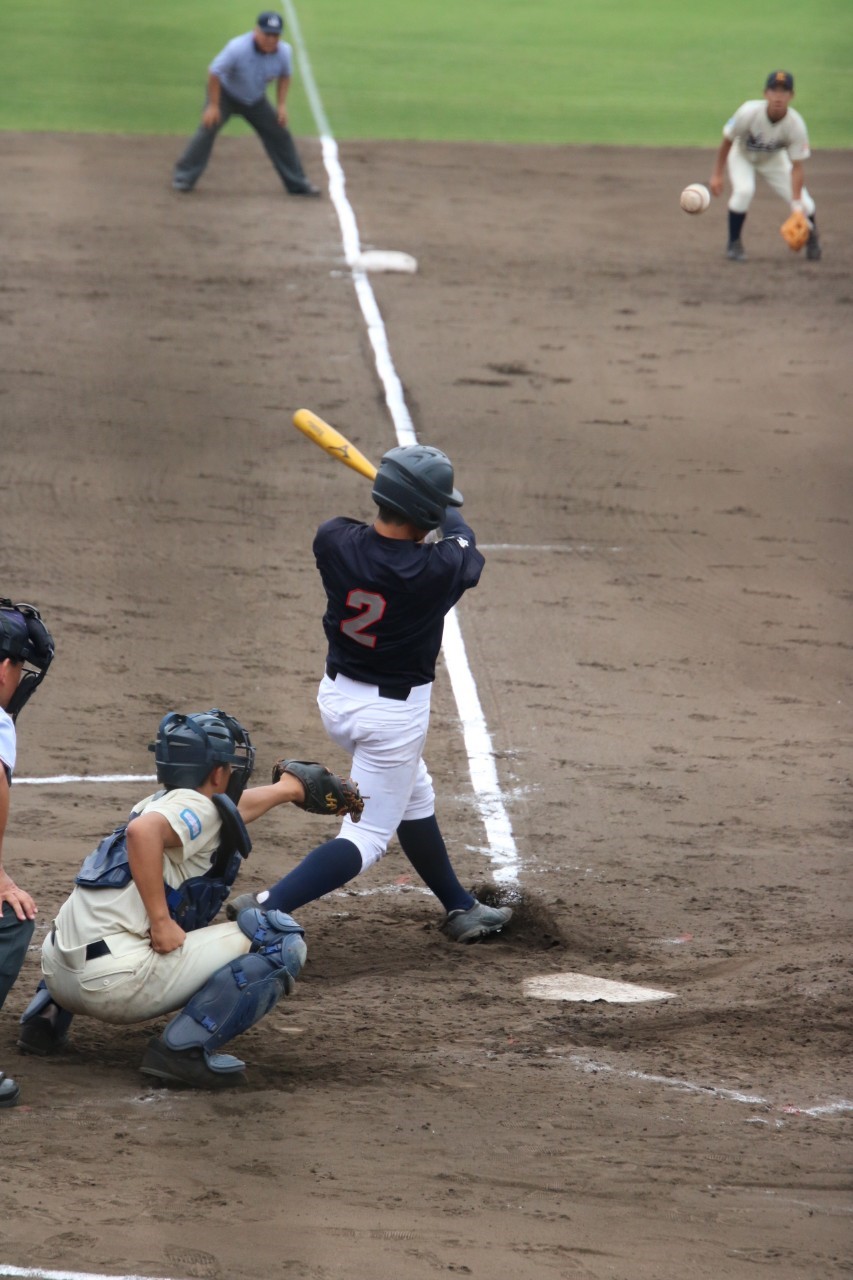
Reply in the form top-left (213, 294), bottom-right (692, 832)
top-left (0, 910), bottom-right (34, 1011)
top-left (41, 920), bottom-right (251, 1023)
top-left (173, 87), bottom-right (312, 193)
top-left (726, 146), bottom-right (815, 217)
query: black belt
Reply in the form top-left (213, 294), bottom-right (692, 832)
top-left (85, 939), bottom-right (111, 961)
top-left (326, 662), bottom-right (411, 701)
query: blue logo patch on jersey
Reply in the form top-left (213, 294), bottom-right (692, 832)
top-left (179, 808), bottom-right (202, 840)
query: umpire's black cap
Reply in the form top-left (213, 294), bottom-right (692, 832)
top-left (765, 70), bottom-right (794, 92)
top-left (257, 11), bottom-right (284, 34)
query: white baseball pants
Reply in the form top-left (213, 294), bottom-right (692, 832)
top-left (317, 672), bottom-right (436, 870)
top-left (727, 146), bottom-right (815, 216)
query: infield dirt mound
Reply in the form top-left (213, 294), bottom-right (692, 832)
top-left (1, 132), bottom-right (850, 1280)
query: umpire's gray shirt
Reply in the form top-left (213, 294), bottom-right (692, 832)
top-left (209, 32), bottom-right (293, 105)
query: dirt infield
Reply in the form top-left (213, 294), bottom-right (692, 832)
top-left (1, 132), bottom-right (850, 1280)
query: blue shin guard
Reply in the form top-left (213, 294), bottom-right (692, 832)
top-left (140, 910), bottom-right (306, 1089)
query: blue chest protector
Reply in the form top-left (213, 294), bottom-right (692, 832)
top-left (74, 792), bottom-right (252, 931)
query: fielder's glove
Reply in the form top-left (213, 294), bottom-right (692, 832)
top-left (780, 208), bottom-right (810, 252)
top-left (272, 758), bottom-right (364, 821)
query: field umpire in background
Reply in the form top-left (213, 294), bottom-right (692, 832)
top-left (173, 11), bottom-right (321, 196)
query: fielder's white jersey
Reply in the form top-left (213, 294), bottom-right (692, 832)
top-left (724, 101), bottom-right (811, 165)
top-left (52, 788), bottom-right (223, 948)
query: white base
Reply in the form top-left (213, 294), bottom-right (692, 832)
top-left (524, 972), bottom-right (676, 1004)
top-left (353, 250), bottom-right (418, 274)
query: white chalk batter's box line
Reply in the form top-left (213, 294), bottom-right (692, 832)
top-left (556, 1052), bottom-right (853, 1122)
top-left (0, 1268), bottom-right (189, 1280)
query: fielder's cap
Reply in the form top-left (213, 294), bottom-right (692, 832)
top-left (256, 11), bottom-right (283, 34)
top-left (765, 69), bottom-right (794, 92)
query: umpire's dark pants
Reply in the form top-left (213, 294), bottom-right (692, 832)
top-left (173, 88), bottom-right (313, 193)
top-left (0, 908), bottom-right (34, 1012)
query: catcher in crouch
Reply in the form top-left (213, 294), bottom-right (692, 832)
top-left (17, 709), bottom-right (362, 1090)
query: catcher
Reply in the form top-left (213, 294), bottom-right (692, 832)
top-left (17, 709), bottom-right (362, 1089)
top-left (709, 70), bottom-right (821, 263)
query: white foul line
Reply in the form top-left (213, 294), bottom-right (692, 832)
top-left (14, 774), bottom-right (157, 786)
top-left (0, 1269), bottom-right (185, 1280)
top-left (283, 1), bottom-right (520, 885)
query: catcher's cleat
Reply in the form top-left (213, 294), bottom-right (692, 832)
top-left (726, 239), bottom-right (747, 262)
top-left (17, 1015), bottom-right (69, 1057)
top-left (806, 231), bottom-right (822, 261)
top-left (0, 1070), bottom-right (21, 1109)
top-left (140, 1038), bottom-right (247, 1090)
top-left (225, 890), bottom-right (262, 921)
top-left (442, 900), bottom-right (513, 943)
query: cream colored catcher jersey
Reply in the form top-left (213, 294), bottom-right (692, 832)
top-left (724, 101), bottom-right (811, 164)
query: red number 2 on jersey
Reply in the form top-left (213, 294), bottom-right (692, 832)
top-left (340, 589), bottom-right (387, 649)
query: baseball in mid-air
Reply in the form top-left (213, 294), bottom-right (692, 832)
top-left (680, 183), bottom-right (711, 214)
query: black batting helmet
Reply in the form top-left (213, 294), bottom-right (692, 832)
top-left (371, 444), bottom-right (463, 531)
top-left (0, 599), bottom-right (55, 722)
top-left (149, 709), bottom-right (255, 802)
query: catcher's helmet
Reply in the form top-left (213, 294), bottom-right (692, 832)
top-left (371, 445), bottom-right (463, 532)
top-left (149, 709), bottom-right (255, 802)
top-left (0, 599), bottom-right (55, 722)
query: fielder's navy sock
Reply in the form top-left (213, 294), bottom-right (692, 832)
top-left (728, 210), bottom-right (747, 242)
top-left (397, 816), bottom-right (475, 914)
top-left (260, 838), bottom-right (363, 913)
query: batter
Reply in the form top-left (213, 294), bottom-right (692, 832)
top-left (231, 444), bottom-right (513, 943)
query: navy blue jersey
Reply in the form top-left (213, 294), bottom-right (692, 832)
top-left (314, 508), bottom-right (485, 689)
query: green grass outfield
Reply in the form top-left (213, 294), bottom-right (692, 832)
top-left (1, 0), bottom-right (851, 147)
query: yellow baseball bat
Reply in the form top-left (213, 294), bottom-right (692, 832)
top-left (293, 409), bottom-right (378, 481)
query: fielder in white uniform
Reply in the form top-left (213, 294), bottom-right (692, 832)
top-left (710, 69), bottom-right (821, 262)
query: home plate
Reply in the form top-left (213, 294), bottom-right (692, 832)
top-left (353, 250), bottom-right (418, 273)
top-left (524, 972), bottom-right (676, 1004)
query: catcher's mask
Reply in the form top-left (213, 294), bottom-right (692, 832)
top-left (0, 599), bottom-right (55, 722)
top-left (149, 709), bottom-right (255, 802)
top-left (371, 444), bottom-right (463, 532)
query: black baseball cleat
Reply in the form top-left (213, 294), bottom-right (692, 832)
top-left (17, 1015), bottom-right (69, 1056)
top-left (140, 1038), bottom-right (247, 1090)
top-left (806, 230), bottom-right (822, 260)
top-left (292, 183), bottom-right (321, 197)
top-left (726, 239), bottom-right (747, 262)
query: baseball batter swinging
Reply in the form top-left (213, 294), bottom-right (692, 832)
top-left (230, 444), bottom-right (513, 942)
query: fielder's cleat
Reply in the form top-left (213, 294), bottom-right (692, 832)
top-left (726, 239), bottom-right (747, 262)
top-left (140, 1038), bottom-right (247, 1090)
top-left (806, 231), bottom-right (822, 261)
top-left (0, 1070), bottom-right (21, 1109)
top-left (442, 899), bottom-right (513, 943)
top-left (225, 890), bottom-right (262, 921)
top-left (17, 1015), bottom-right (68, 1057)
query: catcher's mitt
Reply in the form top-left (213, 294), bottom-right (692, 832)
top-left (272, 758), bottom-right (364, 821)
top-left (780, 209), bottom-right (810, 252)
